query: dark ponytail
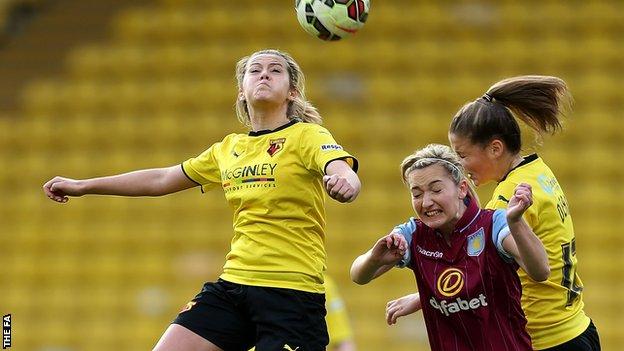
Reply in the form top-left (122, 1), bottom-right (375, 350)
top-left (449, 75), bottom-right (572, 154)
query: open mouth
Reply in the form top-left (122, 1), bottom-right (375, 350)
top-left (425, 210), bottom-right (443, 218)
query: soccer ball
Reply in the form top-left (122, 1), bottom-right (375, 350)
top-left (295, 0), bottom-right (370, 41)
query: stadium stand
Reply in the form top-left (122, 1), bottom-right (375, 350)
top-left (1, 1), bottom-right (622, 350)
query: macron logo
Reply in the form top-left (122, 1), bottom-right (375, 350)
top-left (417, 245), bottom-right (443, 259)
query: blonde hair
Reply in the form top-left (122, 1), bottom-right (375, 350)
top-left (234, 49), bottom-right (322, 126)
top-left (400, 144), bottom-right (479, 203)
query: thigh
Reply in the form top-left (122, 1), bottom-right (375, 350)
top-left (153, 324), bottom-right (223, 351)
top-left (172, 280), bottom-right (256, 351)
top-left (249, 286), bottom-right (328, 351)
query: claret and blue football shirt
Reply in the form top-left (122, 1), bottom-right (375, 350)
top-left (395, 196), bottom-right (532, 351)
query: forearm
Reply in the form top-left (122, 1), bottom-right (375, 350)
top-left (350, 252), bottom-right (391, 285)
top-left (80, 167), bottom-right (182, 197)
top-left (508, 219), bottom-right (550, 281)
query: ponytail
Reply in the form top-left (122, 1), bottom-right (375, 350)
top-left (450, 75), bottom-right (572, 153)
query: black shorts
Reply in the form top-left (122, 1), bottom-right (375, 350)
top-left (541, 320), bottom-right (601, 351)
top-left (172, 279), bottom-right (328, 351)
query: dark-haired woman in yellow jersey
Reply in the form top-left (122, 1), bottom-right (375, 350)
top-left (43, 49), bottom-right (361, 351)
top-left (387, 76), bottom-right (600, 350)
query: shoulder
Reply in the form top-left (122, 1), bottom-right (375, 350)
top-left (504, 155), bottom-right (552, 185)
top-left (472, 208), bottom-right (497, 224)
top-left (297, 122), bottom-right (331, 135)
top-left (487, 180), bottom-right (518, 209)
top-left (206, 132), bottom-right (246, 149)
top-left (221, 132), bottom-right (245, 143)
top-left (298, 123), bottom-right (344, 150)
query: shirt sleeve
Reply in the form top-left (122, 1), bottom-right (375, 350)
top-left (299, 124), bottom-right (358, 175)
top-left (492, 209), bottom-right (513, 261)
top-left (393, 217), bottom-right (416, 268)
top-left (181, 142), bottom-right (223, 191)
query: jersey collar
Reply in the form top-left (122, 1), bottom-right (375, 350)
top-left (499, 153), bottom-right (539, 183)
top-left (248, 119), bottom-right (299, 136)
top-left (455, 195), bottom-right (481, 234)
top-left (429, 195), bottom-right (480, 237)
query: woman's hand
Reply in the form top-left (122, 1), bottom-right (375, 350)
top-left (369, 232), bottom-right (408, 266)
top-left (43, 176), bottom-right (84, 203)
top-left (324, 159), bottom-right (360, 203)
top-left (386, 293), bottom-right (422, 325)
top-left (507, 183), bottom-right (533, 223)
top-left (350, 231), bottom-right (408, 285)
top-left (323, 174), bottom-right (358, 203)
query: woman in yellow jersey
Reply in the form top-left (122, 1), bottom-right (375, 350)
top-left (43, 49), bottom-right (361, 351)
top-left (386, 76), bottom-right (600, 350)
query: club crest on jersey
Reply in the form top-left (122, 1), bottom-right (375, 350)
top-left (467, 227), bottom-right (485, 257)
top-left (267, 138), bottom-right (285, 157)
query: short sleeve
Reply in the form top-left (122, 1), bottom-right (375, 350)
top-left (299, 125), bottom-right (358, 175)
top-left (181, 142), bottom-right (222, 191)
top-left (492, 209), bottom-right (513, 261)
top-left (393, 217), bottom-right (416, 268)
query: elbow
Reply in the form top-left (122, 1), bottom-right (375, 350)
top-left (530, 266), bottom-right (551, 282)
top-left (349, 263), bottom-right (370, 285)
top-left (349, 270), bottom-right (366, 285)
top-left (351, 275), bottom-right (369, 285)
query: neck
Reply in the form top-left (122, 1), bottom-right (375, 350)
top-left (439, 200), bottom-right (467, 242)
top-left (249, 104), bottom-right (290, 131)
top-left (498, 153), bottom-right (524, 181)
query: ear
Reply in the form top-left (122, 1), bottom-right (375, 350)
top-left (238, 90), bottom-right (245, 102)
top-left (288, 89), bottom-right (299, 101)
top-left (458, 179), bottom-right (469, 199)
top-left (488, 139), bottom-right (505, 159)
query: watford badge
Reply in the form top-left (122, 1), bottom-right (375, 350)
top-left (267, 138), bottom-right (286, 157)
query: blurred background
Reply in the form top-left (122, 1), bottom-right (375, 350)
top-left (0, 0), bottom-right (622, 350)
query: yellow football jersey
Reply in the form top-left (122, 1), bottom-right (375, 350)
top-left (486, 154), bottom-right (590, 350)
top-left (182, 120), bottom-right (357, 293)
top-left (324, 275), bottom-right (354, 347)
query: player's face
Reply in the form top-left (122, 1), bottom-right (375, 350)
top-left (449, 133), bottom-right (497, 186)
top-left (407, 164), bottom-right (467, 234)
top-left (241, 54), bottom-right (294, 108)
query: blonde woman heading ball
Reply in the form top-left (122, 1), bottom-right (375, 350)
top-left (44, 49), bottom-right (361, 351)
